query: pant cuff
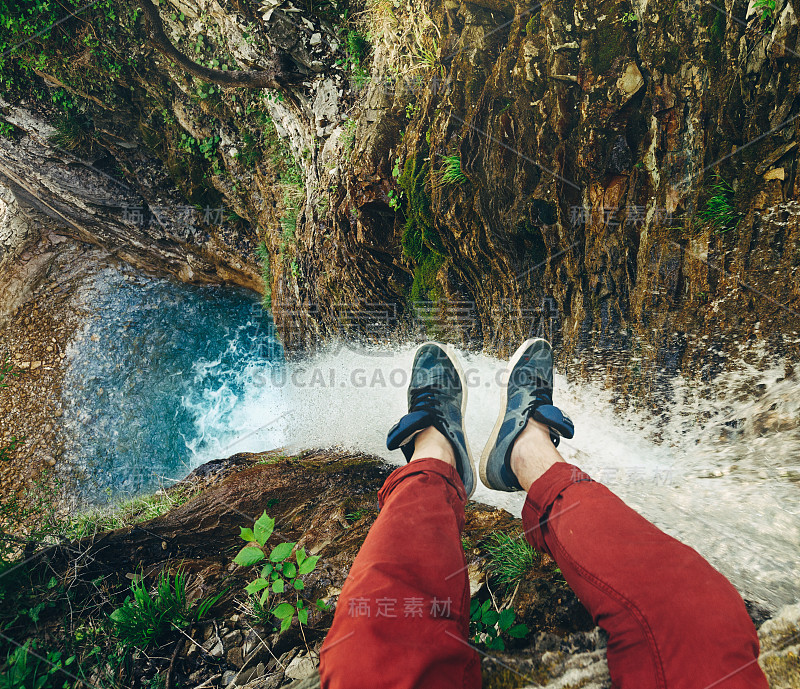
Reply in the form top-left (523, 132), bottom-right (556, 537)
top-left (378, 458), bottom-right (467, 509)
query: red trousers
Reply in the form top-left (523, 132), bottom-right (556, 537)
top-left (319, 459), bottom-right (767, 689)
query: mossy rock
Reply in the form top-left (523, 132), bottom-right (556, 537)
top-left (410, 251), bottom-right (446, 302)
top-left (398, 152), bottom-right (435, 254)
top-left (587, 13), bottom-right (628, 75)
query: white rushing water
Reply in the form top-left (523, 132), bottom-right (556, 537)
top-left (183, 341), bottom-right (800, 612)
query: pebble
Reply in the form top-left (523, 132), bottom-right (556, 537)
top-left (223, 630), bottom-right (243, 646)
top-left (30, 361), bottom-right (42, 370)
top-left (226, 646), bottom-right (244, 668)
top-left (242, 630), bottom-right (260, 656)
top-left (203, 637), bottom-right (223, 658)
top-left (90, 333), bottom-right (100, 342)
top-left (285, 652), bottom-right (318, 680)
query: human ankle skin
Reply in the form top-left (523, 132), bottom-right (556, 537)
top-left (510, 419), bottom-right (565, 492)
top-left (409, 426), bottom-right (456, 467)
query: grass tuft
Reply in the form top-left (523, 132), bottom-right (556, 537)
top-left (256, 241), bottom-right (272, 310)
top-left (697, 174), bottom-right (741, 233)
top-left (49, 114), bottom-right (94, 154)
top-left (483, 532), bottom-right (539, 585)
top-left (434, 154), bottom-right (467, 188)
top-left (109, 567), bottom-right (222, 649)
top-left (67, 485), bottom-right (201, 539)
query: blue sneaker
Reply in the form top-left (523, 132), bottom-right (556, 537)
top-left (387, 342), bottom-right (476, 497)
top-left (479, 338), bottom-right (574, 492)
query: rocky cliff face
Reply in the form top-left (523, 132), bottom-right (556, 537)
top-left (1, 0), bottom-right (799, 388)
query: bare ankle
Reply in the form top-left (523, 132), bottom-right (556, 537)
top-left (409, 426), bottom-right (456, 467)
top-left (510, 419), bottom-right (564, 492)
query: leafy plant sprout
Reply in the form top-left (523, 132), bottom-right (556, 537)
top-left (753, 0), bottom-right (776, 23)
top-left (234, 512), bottom-right (329, 635)
top-left (469, 599), bottom-right (529, 651)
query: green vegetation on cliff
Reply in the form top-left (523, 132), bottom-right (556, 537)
top-left (398, 151), bottom-right (447, 304)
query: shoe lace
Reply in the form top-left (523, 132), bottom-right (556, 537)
top-left (521, 391), bottom-right (553, 419)
top-left (409, 384), bottom-right (443, 414)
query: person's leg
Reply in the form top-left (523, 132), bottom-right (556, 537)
top-left (514, 419), bottom-right (768, 689)
top-left (319, 427), bottom-right (481, 689)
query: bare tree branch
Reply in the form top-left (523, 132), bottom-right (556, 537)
top-left (140, 0), bottom-right (297, 90)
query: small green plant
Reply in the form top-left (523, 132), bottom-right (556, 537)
top-left (341, 117), bottom-right (357, 152)
top-left (405, 102), bottom-right (420, 120)
top-left (434, 154), bottom-right (467, 188)
top-left (234, 512), bottom-right (328, 633)
top-left (412, 33), bottom-right (443, 77)
top-left (336, 29), bottom-right (371, 89)
top-left (352, 65), bottom-right (371, 89)
top-left (753, 0), bottom-right (776, 22)
top-left (255, 242), bottom-right (272, 310)
top-left (0, 639), bottom-right (73, 689)
top-left (0, 121), bottom-right (15, 138)
top-left (345, 509), bottom-right (365, 525)
top-left (198, 135), bottom-right (221, 162)
top-left (49, 113), bottom-right (93, 153)
top-left (387, 189), bottom-right (403, 210)
top-left (344, 29), bottom-right (369, 64)
top-left (483, 532), bottom-right (539, 585)
top-left (697, 174), bottom-right (741, 233)
top-left (279, 183), bottom-right (303, 240)
top-left (280, 209), bottom-right (298, 239)
top-left (109, 568), bottom-right (222, 649)
top-left (619, 11), bottom-right (639, 24)
top-left (388, 155), bottom-right (404, 208)
top-left (237, 130), bottom-right (263, 167)
top-left (178, 133), bottom-right (221, 163)
top-left (469, 600), bottom-right (529, 650)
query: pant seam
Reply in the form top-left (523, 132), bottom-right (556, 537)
top-left (548, 527), bottom-right (668, 689)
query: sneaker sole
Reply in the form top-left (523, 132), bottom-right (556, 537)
top-left (479, 338), bottom-right (550, 490)
top-left (415, 341), bottom-right (476, 498)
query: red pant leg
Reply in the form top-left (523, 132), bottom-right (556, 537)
top-left (319, 458), bottom-right (481, 689)
top-left (522, 462), bottom-right (767, 689)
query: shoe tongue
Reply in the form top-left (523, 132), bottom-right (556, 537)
top-left (386, 410), bottom-right (436, 458)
